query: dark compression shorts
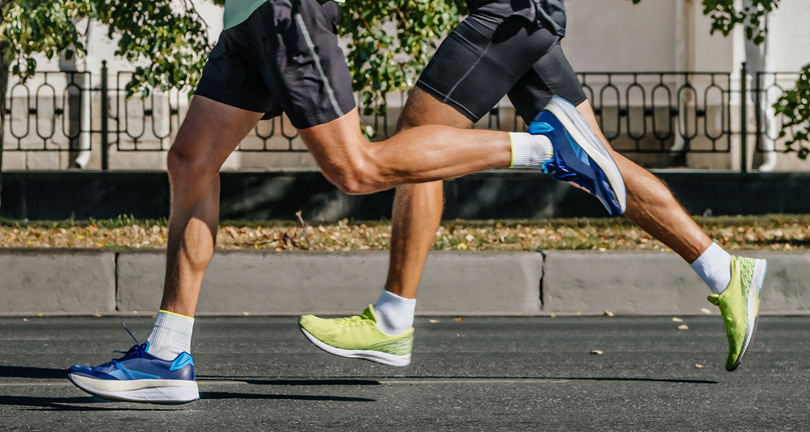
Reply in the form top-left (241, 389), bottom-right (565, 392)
top-left (416, 0), bottom-right (586, 124)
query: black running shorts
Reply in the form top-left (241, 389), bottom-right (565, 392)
top-left (195, 0), bottom-right (356, 129)
top-left (416, 0), bottom-right (586, 123)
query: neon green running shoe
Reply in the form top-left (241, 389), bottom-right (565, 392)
top-left (299, 305), bottom-right (413, 367)
top-left (707, 255), bottom-right (768, 371)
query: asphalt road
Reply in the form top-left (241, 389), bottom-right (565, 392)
top-left (1, 315), bottom-right (809, 431)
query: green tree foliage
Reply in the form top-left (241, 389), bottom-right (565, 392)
top-left (0, 0), bottom-right (215, 209)
top-left (336, 0), bottom-right (467, 116)
top-left (775, 64), bottom-right (810, 158)
top-left (0, 0), bottom-right (213, 96)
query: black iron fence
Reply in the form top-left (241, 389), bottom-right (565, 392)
top-left (2, 61), bottom-right (806, 171)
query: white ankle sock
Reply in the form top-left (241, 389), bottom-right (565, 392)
top-left (374, 290), bottom-right (416, 336)
top-left (146, 310), bottom-right (195, 360)
top-left (690, 243), bottom-right (732, 295)
top-left (509, 132), bottom-right (553, 168)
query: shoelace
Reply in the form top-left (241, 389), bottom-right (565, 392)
top-left (98, 321), bottom-right (147, 367)
top-left (334, 315), bottom-right (366, 327)
top-left (334, 309), bottom-right (376, 327)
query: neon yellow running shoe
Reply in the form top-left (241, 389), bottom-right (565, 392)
top-left (707, 255), bottom-right (768, 371)
top-left (299, 305), bottom-right (413, 367)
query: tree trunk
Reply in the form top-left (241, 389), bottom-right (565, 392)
top-left (0, 47), bottom-right (11, 213)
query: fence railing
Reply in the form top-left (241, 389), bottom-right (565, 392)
top-left (2, 61), bottom-right (806, 172)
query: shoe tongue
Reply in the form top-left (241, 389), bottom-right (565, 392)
top-left (362, 305), bottom-right (377, 322)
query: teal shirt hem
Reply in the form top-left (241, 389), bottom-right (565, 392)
top-left (223, 0), bottom-right (267, 30)
top-left (224, 0), bottom-right (346, 30)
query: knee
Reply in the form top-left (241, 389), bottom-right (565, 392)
top-left (167, 141), bottom-right (218, 187)
top-left (322, 159), bottom-right (382, 195)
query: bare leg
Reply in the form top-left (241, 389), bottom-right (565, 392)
top-left (160, 96), bottom-right (263, 317)
top-left (297, 107), bottom-right (511, 194)
top-left (383, 89), bottom-right (474, 299)
top-left (382, 92), bottom-right (713, 307)
top-left (576, 100), bottom-right (711, 263)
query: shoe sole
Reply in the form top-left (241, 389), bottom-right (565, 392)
top-left (299, 327), bottom-right (411, 367)
top-left (545, 96), bottom-right (627, 214)
top-left (68, 373), bottom-right (199, 404)
top-left (728, 258), bottom-right (768, 371)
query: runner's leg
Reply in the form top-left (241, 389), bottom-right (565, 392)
top-left (508, 43), bottom-right (712, 263)
top-left (383, 89), bottom-right (474, 301)
top-left (68, 7), bottom-right (276, 403)
top-left (576, 101), bottom-right (711, 262)
top-left (297, 13), bottom-right (614, 357)
top-left (289, 13), bottom-right (568, 194)
top-left (297, 108), bottom-right (511, 193)
top-left (514, 44), bottom-right (767, 371)
top-left (160, 96), bottom-right (263, 317)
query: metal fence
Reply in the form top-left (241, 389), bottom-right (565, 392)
top-left (2, 61), bottom-right (806, 171)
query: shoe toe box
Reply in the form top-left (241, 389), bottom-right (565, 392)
top-left (68, 364), bottom-right (117, 380)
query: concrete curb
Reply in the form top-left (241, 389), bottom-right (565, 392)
top-left (543, 251), bottom-right (810, 315)
top-left (0, 249), bottom-right (116, 314)
top-left (1, 250), bottom-right (808, 315)
top-left (116, 251), bottom-right (542, 315)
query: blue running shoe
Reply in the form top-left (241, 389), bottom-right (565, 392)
top-left (68, 323), bottom-right (198, 404)
top-left (529, 96), bottom-right (627, 215)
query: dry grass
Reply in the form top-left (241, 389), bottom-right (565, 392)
top-left (2, 215), bottom-right (810, 252)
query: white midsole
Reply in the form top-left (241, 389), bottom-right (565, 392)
top-left (300, 328), bottom-right (411, 367)
top-left (545, 96), bottom-right (627, 213)
top-left (69, 373), bottom-right (199, 403)
top-left (746, 259), bottom-right (768, 342)
top-left (69, 373), bottom-right (197, 392)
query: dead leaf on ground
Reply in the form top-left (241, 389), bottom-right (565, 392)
top-left (225, 226), bottom-right (239, 238)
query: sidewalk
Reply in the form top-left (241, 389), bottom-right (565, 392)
top-left (1, 249), bottom-right (808, 316)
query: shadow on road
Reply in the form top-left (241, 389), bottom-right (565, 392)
top-left (198, 376), bottom-right (382, 386)
top-left (198, 375), bottom-right (717, 385)
top-left (0, 393), bottom-right (373, 411)
top-left (0, 365), bottom-right (65, 379)
top-left (0, 396), bottom-right (179, 412)
top-left (199, 392), bottom-right (374, 402)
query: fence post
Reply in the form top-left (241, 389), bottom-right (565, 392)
top-left (753, 70), bottom-right (761, 154)
top-left (100, 60), bottom-right (109, 171)
top-left (740, 62), bottom-right (748, 173)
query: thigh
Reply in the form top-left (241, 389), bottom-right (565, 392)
top-left (507, 42), bottom-right (587, 123)
top-left (172, 96), bottom-right (263, 165)
top-left (415, 11), bottom-right (559, 122)
top-left (397, 87), bottom-right (475, 131)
